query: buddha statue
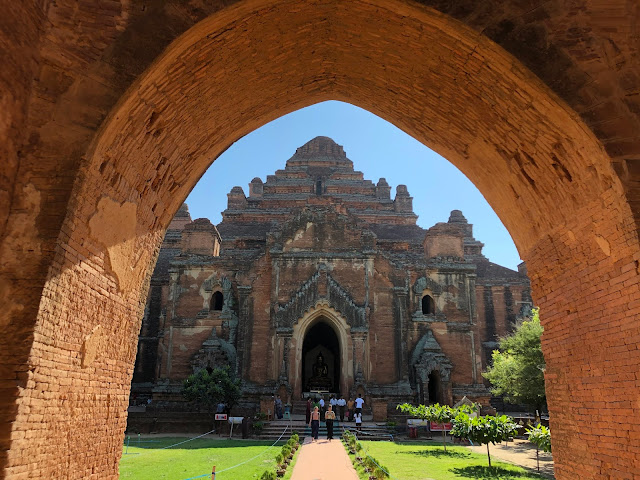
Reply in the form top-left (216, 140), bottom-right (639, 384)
top-left (308, 352), bottom-right (332, 391)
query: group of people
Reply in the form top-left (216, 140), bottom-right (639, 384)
top-left (306, 394), bottom-right (365, 441)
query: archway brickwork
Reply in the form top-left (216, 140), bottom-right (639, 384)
top-left (1, 0), bottom-right (640, 478)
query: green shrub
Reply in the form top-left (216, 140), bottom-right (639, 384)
top-left (374, 466), bottom-right (389, 479)
top-left (281, 445), bottom-right (292, 458)
top-left (526, 424), bottom-right (551, 453)
top-left (260, 471), bottom-right (276, 480)
top-left (275, 453), bottom-right (284, 466)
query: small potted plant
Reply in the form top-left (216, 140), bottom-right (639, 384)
top-left (261, 471), bottom-right (276, 480)
top-left (281, 445), bottom-right (292, 463)
top-left (275, 454), bottom-right (286, 477)
top-left (355, 442), bottom-right (363, 462)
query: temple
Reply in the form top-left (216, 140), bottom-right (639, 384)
top-left (129, 137), bottom-right (531, 428)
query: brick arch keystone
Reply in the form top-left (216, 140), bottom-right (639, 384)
top-left (2, 0), bottom-right (639, 478)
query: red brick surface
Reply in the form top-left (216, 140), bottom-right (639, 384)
top-left (1, 0), bottom-right (639, 478)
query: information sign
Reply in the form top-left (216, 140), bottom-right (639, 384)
top-left (429, 422), bottom-right (453, 432)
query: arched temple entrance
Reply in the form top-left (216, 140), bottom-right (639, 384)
top-left (302, 320), bottom-right (341, 394)
top-left (292, 305), bottom-right (353, 398)
top-left (2, 0), bottom-right (640, 477)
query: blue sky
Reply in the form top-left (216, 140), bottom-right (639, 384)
top-left (186, 101), bottom-right (521, 270)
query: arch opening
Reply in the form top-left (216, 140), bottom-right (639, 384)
top-left (302, 320), bottom-right (341, 394)
top-left (421, 295), bottom-right (435, 315)
top-left (5, 0), bottom-right (640, 478)
top-left (428, 371), bottom-right (442, 405)
top-left (211, 291), bottom-right (223, 311)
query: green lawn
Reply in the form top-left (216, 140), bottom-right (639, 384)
top-left (354, 441), bottom-right (546, 480)
top-left (119, 437), bottom-right (290, 480)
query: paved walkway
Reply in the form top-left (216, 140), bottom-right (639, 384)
top-left (467, 438), bottom-right (554, 477)
top-left (290, 437), bottom-right (359, 480)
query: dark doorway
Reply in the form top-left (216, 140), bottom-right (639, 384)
top-left (302, 320), bottom-right (340, 393)
top-left (428, 370), bottom-right (441, 404)
top-left (211, 291), bottom-right (223, 310)
top-left (422, 295), bottom-right (435, 315)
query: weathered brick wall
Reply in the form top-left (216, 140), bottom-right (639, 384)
top-left (2, 0), bottom-right (639, 478)
top-left (530, 192), bottom-right (640, 479)
top-left (369, 264), bottom-right (397, 384)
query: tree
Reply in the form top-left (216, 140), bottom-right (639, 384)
top-left (397, 403), bottom-right (457, 452)
top-left (483, 308), bottom-right (546, 412)
top-left (526, 424), bottom-right (551, 472)
top-left (451, 413), bottom-right (518, 467)
top-left (182, 366), bottom-right (242, 420)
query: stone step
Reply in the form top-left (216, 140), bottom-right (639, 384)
top-left (257, 426), bottom-right (395, 442)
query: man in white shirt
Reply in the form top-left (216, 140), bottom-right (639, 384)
top-left (355, 394), bottom-right (364, 416)
top-left (337, 396), bottom-right (346, 422)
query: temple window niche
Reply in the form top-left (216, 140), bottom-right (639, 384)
top-left (211, 291), bottom-right (224, 311)
top-left (316, 178), bottom-right (323, 195)
top-left (422, 294), bottom-right (435, 315)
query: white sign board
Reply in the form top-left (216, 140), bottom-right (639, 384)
top-left (407, 418), bottom-right (429, 427)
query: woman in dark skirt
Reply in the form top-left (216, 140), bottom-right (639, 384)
top-left (309, 406), bottom-right (320, 441)
top-left (325, 404), bottom-right (336, 441)
top-left (305, 397), bottom-right (312, 424)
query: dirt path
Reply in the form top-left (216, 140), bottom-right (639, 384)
top-left (290, 437), bottom-right (359, 480)
top-left (467, 438), bottom-right (554, 477)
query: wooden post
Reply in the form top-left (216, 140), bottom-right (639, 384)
top-left (211, 465), bottom-right (216, 479)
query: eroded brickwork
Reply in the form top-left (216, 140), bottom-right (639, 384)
top-left (1, 0), bottom-right (639, 478)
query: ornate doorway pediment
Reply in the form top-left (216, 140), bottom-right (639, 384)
top-left (275, 266), bottom-right (367, 330)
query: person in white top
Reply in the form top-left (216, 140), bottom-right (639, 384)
top-left (337, 396), bottom-right (346, 422)
top-left (355, 411), bottom-right (362, 432)
top-left (355, 394), bottom-right (364, 416)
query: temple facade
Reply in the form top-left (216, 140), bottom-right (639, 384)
top-left (130, 137), bottom-right (531, 423)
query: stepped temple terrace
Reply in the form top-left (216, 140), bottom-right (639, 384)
top-left (128, 137), bottom-right (531, 430)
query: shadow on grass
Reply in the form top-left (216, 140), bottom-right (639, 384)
top-left (404, 449), bottom-right (471, 459)
top-left (451, 466), bottom-right (540, 479)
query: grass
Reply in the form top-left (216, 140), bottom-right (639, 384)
top-left (349, 441), bottom-right (546, 480)
top-left (119, 437), bottom-right (295, 480)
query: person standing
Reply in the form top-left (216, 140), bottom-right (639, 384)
top-left (355, 394), bottom-right (364, 417)
top-left (319, 396), bottom-right (325, 421)
top-left (309, 406), bottom-right (320, 441)
top-left (355, 411), bottom-right (362, 432)
top-left (274, 395), bottom-right (283, 419)
top-left (305, 397), bottom-right (312, 424)
top-left (325, 404), bottom-right (336, 441)
top-left (347, 397), bottom-right (355, 422)
top-left (337, 396), bottom-right (346, 422)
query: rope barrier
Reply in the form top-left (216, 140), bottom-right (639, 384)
top-left (121, 429), bottom-right (217, 458)
top-left (180, 425), bottom-right (291, 480)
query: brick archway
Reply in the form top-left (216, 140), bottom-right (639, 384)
top-left (2, 0), bottom-right (639, 478)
